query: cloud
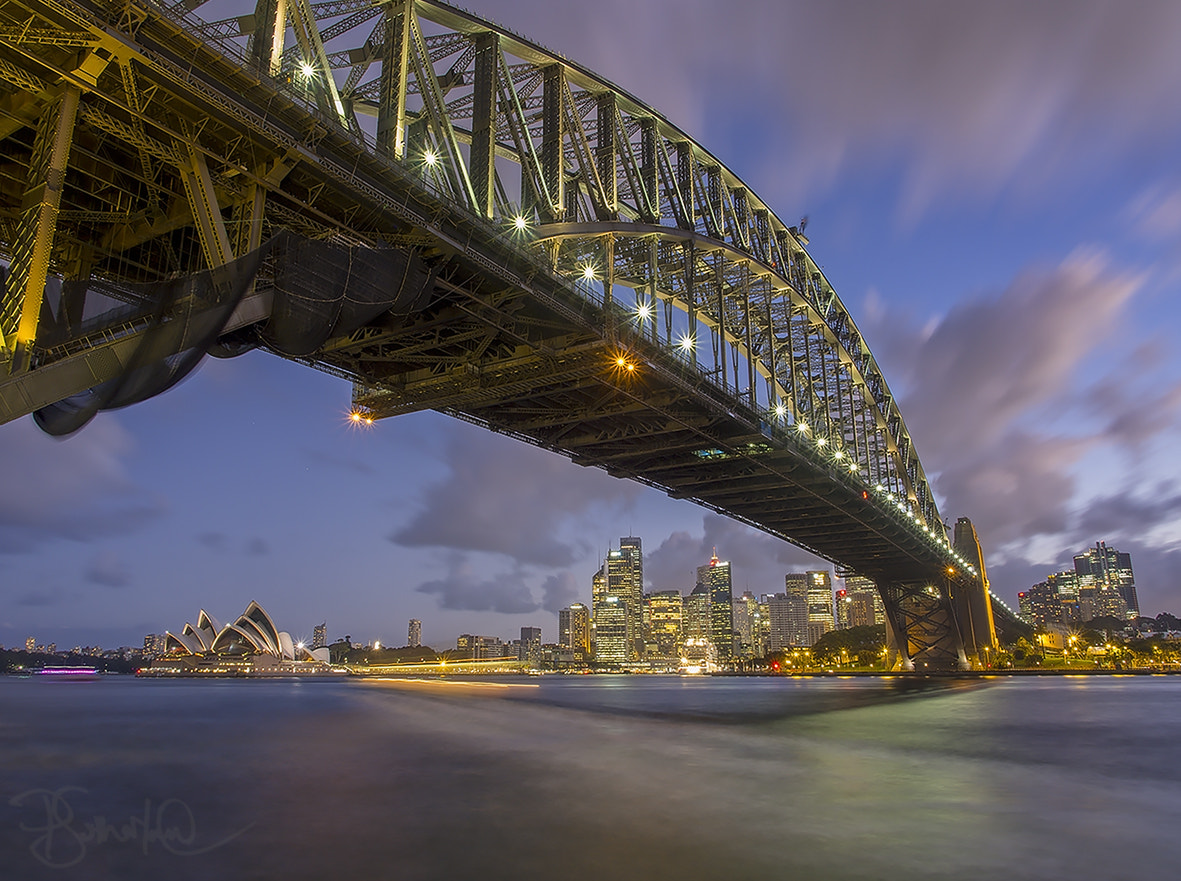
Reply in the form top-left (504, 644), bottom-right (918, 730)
top-left (1071, 487), bottom-right (1181, 547)
top-left (476, 1), bottom-right (1181, 218)
top-left (415, 554), bottom-right (539, 614)
top-left (646, 513), bottom-right (825, 597)
top-left (860, 251), bottom-right (1146, 553)
top-left (860, 249), bottom-right (1181, 612)
top-left (540, 571), bottom-right (580, 613)
top-left (17, 590), bottom-right (56, 607)
top-left (246, 537), bottom-right (270, 555)
top-left (304, 448), bottom-right (375, 476)
top-left (1125, 183), bottom-right (1181, 243)
top-left (870, 249), bottom-right (1142, 459)
top-left (86, 551), bottom-right (131, 588)
top-left (391, 424), bottom-right (639, 565)
top-left (197, 531), bottom-right (227, 550)
top-left (0, 417), bottom-right (163, 553)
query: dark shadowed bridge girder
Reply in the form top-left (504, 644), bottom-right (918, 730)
top-left (0, 0), bottom-right (1009, 669)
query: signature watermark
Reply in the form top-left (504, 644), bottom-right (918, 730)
top-left (9, 786), bottom-right (254, 869)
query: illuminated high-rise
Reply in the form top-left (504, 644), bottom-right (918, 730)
top-left (841, 573), bottom-right (884, 628)
top-left (697, 552), bottom-right (734, 661)
top-left (311, 622), bottom-right (327, 649)
top-left (732, 591), bottom-right (761, 657)
top-left (778, 574), bottom-right (811, 647)
top-left (645, 591), bottom-right (684, 660)
top-left (594, 596), bottom-right (628, 664)
top-left (805, 570), bottom-right (834, 646)
top-left (560, 603), bottom-right (591, 661)
top-left (592, 538), bottom-right (646, 661)
top-left (619, 536), bottom-right (645, 658)
top-left (407, 619), bottom-right (421, 648)
top-left (684, 586), bottom-right (710, 641)
top-left (520, 626), bottom-right (542, 667)
top-left (1074, 541), bottom-right (1137, 620)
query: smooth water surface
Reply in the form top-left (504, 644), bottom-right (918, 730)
top-left (2, 674), bottom-right (1179, 879)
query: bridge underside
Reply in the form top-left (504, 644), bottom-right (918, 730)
top-left (0, 0), bottom-right (997, 669)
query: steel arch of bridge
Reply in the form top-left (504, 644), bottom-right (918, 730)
top-left (0, 0), bottom-right (999, 668)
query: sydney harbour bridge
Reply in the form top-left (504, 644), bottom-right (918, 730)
top-left (0, 0), bottom-right (1011, 669)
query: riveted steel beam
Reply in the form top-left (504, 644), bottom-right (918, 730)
top-left (2, 85), bottom-right (79, 372)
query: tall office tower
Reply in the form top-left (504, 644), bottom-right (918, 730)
top-left (732, 591), bottom-right (760, 657)
top-left (684, 585), bottom-right (710, 641)
top-left (603, 549), bottom-right (636, 658)
top-left (590, 540), bottom-right (645, 661)
top-left (697, 552), bottom-right (735, 660)
top-left (783, 573), bottom-right (811, 645)
top-left (311, 622), bottom-right (328, 649)
top-left (520, 627), bottom-right (542, 667)
top-left (25, 636), bottom-right (35, 652)
top-left (805, 570), bottom-right (835, 646)
top-left (407, 619), bottom-right (422, 648)
top-left (619, 537), bottom-right (645, 658)
top-left (1046, 571), bottom-right (1080, 623)
top-left (841, 575), bottom-right (885, 626)
top-left (767, 593), bottom-right (795, 651)
top-left (833, 589), bottom-right (851, 629)
top-left (560, 603), bottom-right (591, 661)
top-left (953, 517), bottom-right (998, 662)
top-left (1018, 581), bottom-right (1063, 629)
top-left (756, 596), bottom-right (771, 655)
top-left (1017, 590), bottom-right (1034, 625)
top-left (594, 596), bottom-right (629, 663)
top-left (1074, 541), bottom-right (1138, 620)
top-left (646, 590), bottom-right (684, 659)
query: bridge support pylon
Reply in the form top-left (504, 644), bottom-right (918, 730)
top-left (880, 580), bottom-right (969, 672)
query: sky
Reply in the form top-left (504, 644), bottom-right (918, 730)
top-left (4, 0), bottom-right (1181, 650)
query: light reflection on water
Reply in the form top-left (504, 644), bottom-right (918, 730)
top-left (2, 675), bottom-right (1179, 880)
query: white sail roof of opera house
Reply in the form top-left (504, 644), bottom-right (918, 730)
top-left (165, 601), bottom-right (328, 662)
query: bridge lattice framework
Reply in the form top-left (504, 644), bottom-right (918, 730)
top-left (0, 0), bottom-right (1002, 668)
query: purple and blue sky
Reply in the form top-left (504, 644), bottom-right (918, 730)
top-left (4, 0), bottom-right (1181, 649)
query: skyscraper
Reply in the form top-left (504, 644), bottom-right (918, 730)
top-left (841, 573), bottom-right (885, 628)
top-left (697, 552), bottom-right (734, 661)
top-left (592, 539), bottom-right (645, 662)
top-left (560, 603), bottom-right (591, 661)
top-left (732, 591), bottom-right (761, 657)
top-left (1074, 541), bottom-right (1138, 620)
top-left (312, 622), bottom-right (327, 649)
top-left (1018, 581), bottom-right (1062, 629)
top-left (805, 570), bottom-right (834, 646)
top-left (520, 626), bottom-right (541, 667)
top-left (619, 536), bottom-right (645, 658)
top-left (781, 573), bottom-right (811, 646)
top-left (594, 596), bottom-right (628, 663)
top-left (684, 585), bottom-right (710, 641)
top-left (645, 590), bottom-right (684, 660)
top-left (407, 618), bottom-right (421, 648)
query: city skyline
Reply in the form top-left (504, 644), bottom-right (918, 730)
top-left (3, 0), bottom-right (1181, 650)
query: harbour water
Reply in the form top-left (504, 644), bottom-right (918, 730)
top-left (3, 674), bottom-right (1180, 879)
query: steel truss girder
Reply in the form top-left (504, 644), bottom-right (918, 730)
top-left (2, 84), bottom-right (79, 369)
top-left (0, 0), bottom-right (971, 663)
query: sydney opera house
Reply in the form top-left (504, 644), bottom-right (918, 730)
top-left (149, 601), bottom-right (334, 676)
